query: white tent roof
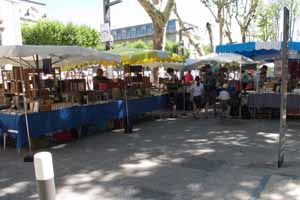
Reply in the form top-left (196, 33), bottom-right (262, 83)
top-left (0, 45), bottom-right (121, 68)
top-left (196, 53), bottom-right (256, 65)
top-left (183, 53), bottom-right (256, 71)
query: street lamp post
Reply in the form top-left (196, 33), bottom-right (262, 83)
top-left (103, 0), bottom-right (122, 50)
top-left (178, 27), bottom-right (193, 57)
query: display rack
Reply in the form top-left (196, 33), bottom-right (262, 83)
top-left (124, 65), bottom-right (151, 97)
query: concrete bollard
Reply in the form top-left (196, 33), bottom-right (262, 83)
top-left (34, 152), bottom-right (56, 200)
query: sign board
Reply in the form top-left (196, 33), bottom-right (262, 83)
top-left (100, 23), bottom-right (112, 43)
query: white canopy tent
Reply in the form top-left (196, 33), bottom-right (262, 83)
top-left (0, 45), bottom-right (121, 158)
top-left (183, 53), bottom-right (257, 71)
top-left (0, 45), bottom-right (121, 68)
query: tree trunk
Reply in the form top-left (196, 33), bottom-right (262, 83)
top-left (218, 9), bottom-right (224, 45)
top-left (241, 28), bottom-right (247, 43)
top-left (137, 0), bottom-right (174, 50)
top-left (225, 31), bottom-right (233, 43)
top-left (206, 22), bottom-right (214, 52)
top-left (153, 23), bottom-right (166, 50)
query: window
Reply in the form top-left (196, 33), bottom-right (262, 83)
top-left (112, 31), bottom-right (117, 39)
top-left (167, 20), bottom-right (176, 33)
top-left (117, 30), bottom-right (122, 40)
top-left (122, 30), bottom-right (126, 39)
top-left (126, 28), bottom-right (131, 38)
top-left (136, 27), bottom-right (141, 36)
top-left (131, 27), bottom-right (136, 37)
top-left (146, 24), bottom-right (153, 34)
top-left (141, 26), bottom-right (146, 35)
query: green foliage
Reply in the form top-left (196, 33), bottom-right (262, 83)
top-left (22, 20), bottom-right (102, 48)
top-left (202, 44), bottom-right (212, 55)
top-left (254, 0), bottom-right (279, 41)
top-left (113, 40), bottom-right (189, 57)
top-left (165, 40), bottom-right (190, 58)
top-left (254, 0), bottom-right (300, 41)
top-left (113, 40), bottom-right (152, 49)
top-left (165, 40), bottom-right (178, 54)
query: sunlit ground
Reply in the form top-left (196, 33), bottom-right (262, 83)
top-left (1, 117), bottom-right (300, 199)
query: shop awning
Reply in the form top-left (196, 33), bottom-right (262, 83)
top-left (110, 48), bottom-right (184, 66)
top-left (0, 45), bottom-right (121, 70)
top-left (216, 42), bottom-right (300, 61)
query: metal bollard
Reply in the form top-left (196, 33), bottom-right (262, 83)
top-left (34, 152), bottom-right (56, 200)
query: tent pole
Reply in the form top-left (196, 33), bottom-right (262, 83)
top-left (19, 57), bottom-right (33, 161)
top-left (124, 65), bottom-right (132, 133)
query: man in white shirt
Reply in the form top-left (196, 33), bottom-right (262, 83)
top-left (218, 84), bottom-right (231, 118)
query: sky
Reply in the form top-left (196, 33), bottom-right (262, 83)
top-left (39, 0), bottom-right (300, 44)
top-left (43, 0), bottom-right (209, 30)
top-left (41, 0), bottom-right (216, 43)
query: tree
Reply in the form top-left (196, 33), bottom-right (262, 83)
top-left (113, 40), bottom-right (152, 49)
top-left (173, 3), bottom-right (204, 56)
top-left (22, 20), bottom-right (65, 45)
top-left (253, 0), bottom-right (300, 42)
top-left (137, 0), bottom-right (175, 50)
top-left (254, 1), bottom-right (279, 41)
top-left (22, 20), bottom-right (102, 48)
top-left (224, 2), bottom-right (234, 43)
top-left (206, 22), bottom-right (214, 52)
top-left (113, 40), bottom-right (190, 58)
top-left (235, 0), bottom-right (259, 42)
top-left (281, 0), bottom-right (300, 40)
top-left (199, 0), bottom-right (235, 45)
top-left (165, 40), bottom-right (190, 58)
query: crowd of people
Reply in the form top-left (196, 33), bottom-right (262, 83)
top-left (164, 64), bottom-right (269, 119)
top-left (75, 64), bottom-right (269, 119)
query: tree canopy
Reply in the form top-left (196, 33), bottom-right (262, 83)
top-left (22, 20), bottom-right (103, 49)
top-left (113, 40), bottom-right (190, 58)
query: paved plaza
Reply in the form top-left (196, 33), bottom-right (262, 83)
top-left (1, 117), bottom-right (300, 200)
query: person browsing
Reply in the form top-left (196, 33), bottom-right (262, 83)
top-left (93, 68), bottom-right (110, 91)
top-left (190, 76), bottom-right (204, 118)
top-left (218, 84), bottom-right (231, 118)
top-left (185, 70), bottom-right (194, 84)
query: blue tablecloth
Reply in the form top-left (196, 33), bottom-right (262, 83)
top-left (0, 95), bottom-right (168, 149)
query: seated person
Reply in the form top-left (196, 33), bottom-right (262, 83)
top-left (93, 68), bottom-right (110, 91)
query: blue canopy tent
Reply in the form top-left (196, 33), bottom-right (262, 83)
top-left (216, 42), bottom-right (300, 61)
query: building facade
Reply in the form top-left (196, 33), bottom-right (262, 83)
top-left (111, 19), bottom-right (201, 59)
top-left (0, 0), bottom-right (46, 45)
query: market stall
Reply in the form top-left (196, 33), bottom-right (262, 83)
top-left (0, 46), bottom-right (178, 149)
top-left (0, 45), bottom-right (123, 150)
top-left (216, 42), bottom-right (300, 118)
top-left (111, 48), bottom-right (184, 127)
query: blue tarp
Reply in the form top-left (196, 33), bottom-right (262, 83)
top-left (0, 95), bottom-right (168, 149)
top-left (216, 42), bottom-right (300, 60)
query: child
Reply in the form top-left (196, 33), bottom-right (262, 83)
top-left (218, 84), bottom-right (231, 118)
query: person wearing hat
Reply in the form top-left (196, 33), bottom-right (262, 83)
top-left (218, 83), bottom-right (231, 118)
